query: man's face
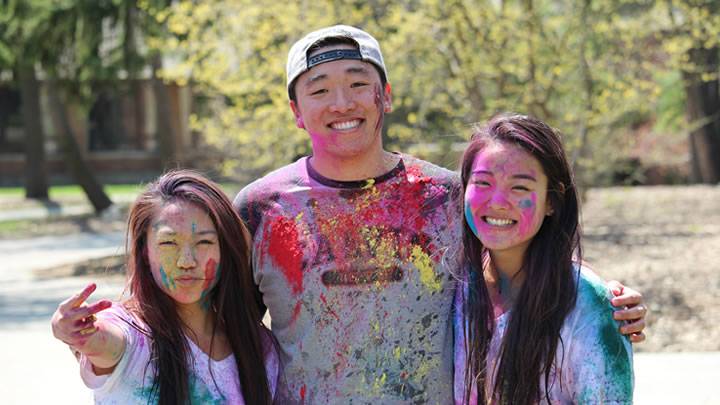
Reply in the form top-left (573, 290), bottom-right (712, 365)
top-left (290, 45), bottom-right (392, 161)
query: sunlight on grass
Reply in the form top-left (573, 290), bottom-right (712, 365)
top-left (0, 219), bottom-right (29, 233)
top-left (0, 184), bottom-right (146, 199)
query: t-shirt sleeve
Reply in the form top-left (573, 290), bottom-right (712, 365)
top-left (79, 303), bottom-right (148, 394)
top-left (233, 185), bottom-right (257, 236)
top-left (563, 272), bottom-right (634, 404)
top-left (233, 185), bottom-right (267, 317)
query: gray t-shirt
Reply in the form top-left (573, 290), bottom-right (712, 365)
top-left (235, 155), bottom-right (462, 404)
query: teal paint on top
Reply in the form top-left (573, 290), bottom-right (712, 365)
top-left (192, 221), bottom-right (197, 235)
top-left (133, 379), bottom-right (158, 403)
top-left (464, 203), bottom-right (479, 238)
top-left (189, 374), bottom-right (225, 404)
top-left (132, 370), bottom-right (227, 404)
top-left (577, 273), bottom-right (634, 401)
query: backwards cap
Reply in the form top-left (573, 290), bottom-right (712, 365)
top-left (286, 25), bottom-right (388, 98)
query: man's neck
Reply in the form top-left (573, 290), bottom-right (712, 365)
top-left (309, 149), bottom-right (400, 181)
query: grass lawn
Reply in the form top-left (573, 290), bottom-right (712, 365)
top-left (0, 184), bottom-right (145, 199)
top-left (0, 183), bottom-right (241, 209)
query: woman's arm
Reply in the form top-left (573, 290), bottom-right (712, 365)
top-left (51, 283), bottom-right (126, 374)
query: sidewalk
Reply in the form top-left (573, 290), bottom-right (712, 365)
top-left (1, 232), bottom-right (126, 404)
top-left (1, 232), bottom-right (718, 404)
top-left (0, 194), bottom-right (135, 222)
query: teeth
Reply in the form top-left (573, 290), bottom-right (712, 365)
top-left (331, 119), bottom-right (361, 130)
top-left (485, 217), bottom-right (514, 226)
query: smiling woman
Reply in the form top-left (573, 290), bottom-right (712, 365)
top-left (51, 170), bottom-right (278, 405)
top-left (455, 114), bottom-right (635, 405)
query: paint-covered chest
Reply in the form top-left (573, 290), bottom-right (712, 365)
top-left (245, 164), bottom-right (463, 402)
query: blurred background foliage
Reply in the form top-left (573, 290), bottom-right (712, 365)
top-left (2, 0), bottom-right (719, 189)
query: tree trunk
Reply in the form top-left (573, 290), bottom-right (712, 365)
top-left (683, 45), bottom-right (720, 184)
top-left (47, 81), bottom-right (113, 213)
top-left (18, 64), bottom-right (49, 199)
top-left (152, 55), bottom-right (178, 170)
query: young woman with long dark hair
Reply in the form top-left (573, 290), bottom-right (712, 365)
top-left (52, 170), bottom-right (277, 404)
top-left (455, 114), bottom-right (634, 404)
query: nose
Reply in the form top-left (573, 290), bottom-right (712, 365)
top-left (488, 190), bottom-right (511, 210)
top-left (329, 88), bottom-right (356, 113)
top-left (176, 246), bottom-right (197, 270)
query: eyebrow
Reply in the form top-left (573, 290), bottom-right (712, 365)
top-left (154, 228), bottom-right (217, 236)
top-left (512, 174), bottom-right (537, 181)
top-left (471, 170), bottom-right (537, 181)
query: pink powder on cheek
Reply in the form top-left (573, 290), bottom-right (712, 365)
top-left (516, 193), bottom-right (538, 238)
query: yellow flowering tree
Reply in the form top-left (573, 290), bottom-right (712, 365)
top-left (148, 0), bottom-right (713, 185)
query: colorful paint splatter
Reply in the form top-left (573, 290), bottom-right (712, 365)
top-left (236, 154), bottom-right (463, 403)
top-left (453, 267), bottom-right (634, 404)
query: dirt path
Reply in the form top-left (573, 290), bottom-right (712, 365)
top-left (581, 185), bottom-right (720, 352)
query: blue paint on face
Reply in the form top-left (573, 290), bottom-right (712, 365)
top-left (519, 199), bottom-right (534, 209)
top-left (191, 221), bottom-right (197, 235)
top-left (159, 265), bottom-right (175, 290)
top-left (465, 203), bottom-right (480, 238)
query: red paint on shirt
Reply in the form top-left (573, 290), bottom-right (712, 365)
top-left (268, 217), bottom-right (303, 294)
top-left (292, 300), bottom-right (302, 323)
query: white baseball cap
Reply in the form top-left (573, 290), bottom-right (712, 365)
top-left (286, 25), bottom-right (388, 98)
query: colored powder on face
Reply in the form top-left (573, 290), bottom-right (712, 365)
top-left (191, 221), bottom-right (197, 235)
top-left (518, 198), bottom-right (533, 209)
top-left (268, 217), bottom-right (304, 294)
top-left (159, 265), bottom-right (175, 290)
top-left (517, 192), bottom-right (538, 238)
top-left (201, 258), bottom-right (219, 292)
top-left (200, 259), bottom-right (220, 310)
top-left (300, 384), bottom-right (307, 401)
top-left (464, 203), bottom-right (480, 238)
top-left (411, 245), bottom-right (441, 292)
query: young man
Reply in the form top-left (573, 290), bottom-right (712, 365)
top-left (234, 25), bottom-right (646, 404)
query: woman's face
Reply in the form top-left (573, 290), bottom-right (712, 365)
top-left (146, 200), bottom-right (221, 310)
top-left (464, 141), bottom-right (551, 256)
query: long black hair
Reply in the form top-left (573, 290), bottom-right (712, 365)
top-left (124, 169), bottom-right (272, 405)
top-left (460, 114), bottom-right (582, 404)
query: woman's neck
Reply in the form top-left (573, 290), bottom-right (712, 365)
top-left (176, 302), bottom-right (214, 339)
top-left (485, 249), bottom-right (526, 314)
